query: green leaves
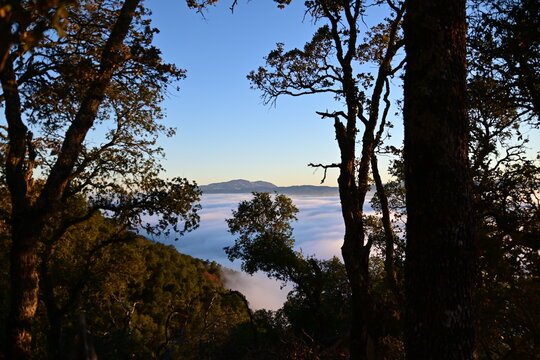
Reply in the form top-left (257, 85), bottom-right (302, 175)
top-left (225, 192), bottom-right (352, 354)
top-left (225, 192), bottom-right (299, 281)
top-left (227, 192), bottom-right (298, 240)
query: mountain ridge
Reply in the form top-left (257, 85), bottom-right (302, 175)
top-left (201, 179), bottom-right (339, 196)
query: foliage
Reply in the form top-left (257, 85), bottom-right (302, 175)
top-left (467, 2), bottom-right (540, 359)
top-left (0, 0), bottom-right (537, 359)
top-left (225, 192), bottom-right (300, 282)
top-left (0, 199), bottom-right (251, 359)
top-left (4, 0), bottom-right (201, 235)
top-left (0, 0), bottom-right (75, 71)
top-left (468, 0), bottom-right (539, 119)
top-left (376, 1), bottom-right (539, 356)
top-left (248, 1), bottom-right (406, 358)
top-left (227, 192), bottom-right (354, 359)
top-left (1, 1), bottom-right (203, 356)
top-left (225, 192), bottom-right (409, 359)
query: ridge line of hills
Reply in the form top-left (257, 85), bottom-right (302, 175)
top-left (201, 179), bottom-right (340, 196)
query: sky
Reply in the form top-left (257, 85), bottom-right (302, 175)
top-left (145, 0), bottom-right (403, 187)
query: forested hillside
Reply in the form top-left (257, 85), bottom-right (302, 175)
top-left (0, 207), bottom-right (253, 359)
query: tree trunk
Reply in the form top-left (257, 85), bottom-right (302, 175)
top-left (342, 242), bottom-right (383, 360)
top-left (334, 119), bottom-right (384, 360)
top-left (371, 154), bottom-right (398, 296)
top-left (8, 220), bottom-right (42, 360)
top-left (403, 0), bottom-right (476, 359)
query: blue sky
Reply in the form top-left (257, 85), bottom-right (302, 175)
top-left (140, 1), bottom-right (538, 310)
top-left (145, 0), bottom-right (403, 187)
top-left (145, 0), bottom-right (539, 187)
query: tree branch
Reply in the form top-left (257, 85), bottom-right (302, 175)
top-left (40, 0), bottom-right (142, 208)
top-left (308, 162), bottom-right (340, 184)
top-left (316, 110), bottom-right (347, 120)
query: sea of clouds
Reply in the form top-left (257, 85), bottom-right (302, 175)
top-left (157, 193), bottom-right (376, 311)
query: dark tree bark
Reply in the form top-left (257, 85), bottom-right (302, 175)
top-left (8, 220), bottom-right (42, 359)
top-left (371, 154), bottom-right (398, 296)
top-left (2, 0), bottom-right (142, 358)
top-left (403, 0), bottom-right (476, 359)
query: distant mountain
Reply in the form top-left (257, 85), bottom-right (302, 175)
top-left (202, 179), bottom-right (277, 193)
top-left (201, 179), bottom-right (339, 196)
top-left (279, 185), bottom-right (339, 196)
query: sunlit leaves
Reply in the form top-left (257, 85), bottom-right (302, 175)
top-left (96, 177), bottom-right (202, 239)
top-left (4, 0), bottom-right (199, 238)
top-left (0, 0), bottom-right (75, 65)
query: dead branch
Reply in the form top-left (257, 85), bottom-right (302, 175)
top-left (308, 162), bottom-right (340, 184)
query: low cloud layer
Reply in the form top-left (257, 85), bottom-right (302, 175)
top-left (158, 193), bottom-right (376, 310)
top-left (220, 269), bottom-right (292, 311)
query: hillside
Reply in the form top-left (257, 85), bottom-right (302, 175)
top-left (0, 214), bottom-right (250, 360)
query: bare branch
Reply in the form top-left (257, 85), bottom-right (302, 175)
top-left (386, 0), bottom-right (401, 13)
top-left (374, 78), bottom-right (392, 148)
top-left (308, 162), bottom-right (340, 184)
top-left (357, 111), bottom-right (369, 126)
top-left (316, 110), bottom-right (347, 119)
top-left (229, 0), bottom-right (238, 13)
top-left (390, 56), bottom-right (406, 76)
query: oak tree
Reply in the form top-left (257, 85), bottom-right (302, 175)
top-left (226, 192), bottom-right (352, 357)
top-left (0, 1), bottom-right (201, 357)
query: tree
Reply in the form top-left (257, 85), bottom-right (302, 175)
top-left (467, 2), bottom-right (539, 358)
top-left (226, 192), bottom-right (352, 358)
top-left (0, 199), bottom-right (251, 359)
top-left (402, 0), bottom-right (475, 359)
top-left (0, 1), bottom-right (201, 357)
top-left (225, 192), bottom-right (300, 283)
top-left (468, 0), bottom-right (539, 119)
top-left (248, 1), bottom-right (405, 358)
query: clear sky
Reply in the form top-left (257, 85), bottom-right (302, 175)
top-left (145, 0), bottom-right (402, 187)
top-left (145, 1), bottom-right (539, 188)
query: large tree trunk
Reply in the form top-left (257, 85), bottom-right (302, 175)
top-left (403, 0), bottom-right (476, 359)
top-left (8, 219), bottom-right (43, 360)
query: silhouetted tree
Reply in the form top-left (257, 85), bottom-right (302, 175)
top-left (467, 3), bottom-right (539, 358)
top-left (226, 192), bottom-right (352, 358)
top-left (249, 1), bottom-right (405, 358)
top-left (468, 0), bottom-right (539, 119)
